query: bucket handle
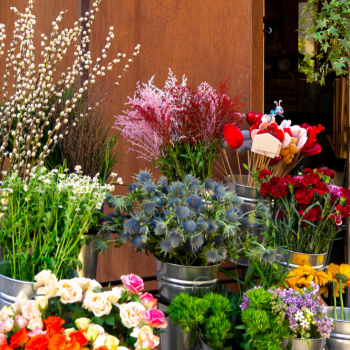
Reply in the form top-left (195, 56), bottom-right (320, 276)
top-left (192, 279), bottom-right (212, 292)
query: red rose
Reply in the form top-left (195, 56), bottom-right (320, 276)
top-left (260, 182), bottom-right (272, 197)
top-left (313, 182), bottom-right (329, 195)
top-left (69, 330), bottom-right (88, 347)
top-left (301, 174), bottom-right (320, 186)
top-left (24, 334), bottom-right (49, 350)
top-left (10, 329), bottom-right (30, 348)
top-left (258, 169), bottom-right (271, 180)
top-left (43, 317), bottom-right (65, 337)
top-left (295, 187), bottom-right (314, 205)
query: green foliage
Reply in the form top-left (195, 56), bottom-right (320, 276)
top-left (299, 0), bottom-right (350, 84)
top-left (168, 292), bottom-right (232, 349)
top-left (240, 289), bottom-right (290, 350)
top-left (0, 166), bottom-right (110, 281)
top-left (154, 140), bottom-right (220, 182)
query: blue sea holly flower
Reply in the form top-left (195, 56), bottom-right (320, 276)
top-left (207, 220), bottom-right (219, 234)
top-left (183, 240), bottom-right (200, 253)
top-left (196, 220), bottom-right (209, 232)
top-left (184, 174), bottom-right (196, 184)
top-left (128, 183), bottom-right (139, 192)
top-left (169, 231), bottom-right (184, 247)
top-left (137, 171), bottom-right (151, 183)
top-left (205, 249), bottom-right (220, 263)
top-left (218, 247), bottom-right (228, 259)
top-left (124, 218), bottom-right (140, 234)
top-left (169, 198), bottom-right (181, 209)
top-left (184, 220), bottom-right (197, 233)
top-left (191, 234), bottom-right (204, 250)
top-left (139, 226), bottom-right (148, 235)
top-left (119, 232), bottom-right (131, 243)
top-left (160, 237), bottom-right (174, 253)
top-left (214, 235), bottom-right (225, 246)
top-left (157, 177), bottom-right (168, 192)
top-left (188, 182), bottom-right (200, 193)
top-left (143, 182), bottom-right (155, 194)
top-left (204, 179), bottom-right (216, 191)
top-left (214, 185), bottom-right (226, 198)
top-left (223, 192), bottom-right (243, 205)
top-left (143, 202), bottom-right (156, 216)
top-left (176, 206), bottom-right (191, 220)
top-left (168, 182), bottom-right (185, 198)
top-left (226, 208), bottom-right (241, 222)
top-left (186, 194), bottom-right (203, 211)
top-left (132, 236), bottom-right (145, 248)
top-left (151, 216), bottom-right (162, 228)
top-left (155, 221), bottom-right (167, 236)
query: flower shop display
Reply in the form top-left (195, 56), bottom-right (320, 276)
top-left (239, 283), bottom-right (333, 350)
top-left (0, 0), bottom-right (140, 180)
top-left (0, 166), bottom-right (113, 287)
top-left (250, 167), bottom-right (350, 269)
top-left (0, 270), bottom-right (165, 350)
top-left (167, 293), bottom-right (233, 350)
top-left (114, 69), bottom-right (244, 181)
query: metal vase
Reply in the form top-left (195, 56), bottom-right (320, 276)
top-left (156, 260), bottom-right (219, 350)
top-left (276, 248), bottom-right (329, 271)
top-left (77, 234), bottom-right (99, 279)
top-left (0, 261), bottom-right (35, 309)
top-left (282, 338), bottom-right (326, 350)
top-left (326, 306), bottom-right (350, 350)
top-left (197, 336), bottom-right (213, 350)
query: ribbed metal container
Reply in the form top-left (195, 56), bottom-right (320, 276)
top-left (156, 260), bottom-right (219, 350)
top-left (77, 234), bottom-right (98, 279)
top-left (282, 338), bottom-right (326, 350)
top-left (276, 248), bottom-right (329, 271)
top-left (198, 336), bottom-right (213, 350)
top-left (0, 261), bottom-right (35, 309)
top-left (326, 306), bottom-right (350, 350)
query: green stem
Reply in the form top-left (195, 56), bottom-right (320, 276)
top-left (340, 280), bottom-right (344, 321)
top-left (334, 282), bottom-right (338, 320)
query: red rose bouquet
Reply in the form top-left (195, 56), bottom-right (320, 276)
top-left (251, 168), bottom-right (350, 254)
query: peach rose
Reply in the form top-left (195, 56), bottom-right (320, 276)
top-left (72, 278), bottom-right (92, 293)
top-left (83, 292), bottom-right (112, 317)
top-left (33, 270), bottom-right (57, 289)
top-left (56, 280), bottom-right (83, 304)
top-left (130, 325), bottom-right (160, 349)
top-left (119, 302), bottom-right (145, 329)
top-left (36, 296), bottom-right (49, 311)
top-left (12, 291), bottom-right (29, 315)
top-left (22, 300), bottom-right (41, 320)
top-left (37, 279), bottom-right (58, 299)
top-left (27, 317), bottom-right (44, 331)
top-left (0, 318), bottom-right (14, 333)
top-left (103, 287), bottom-right (125, 306)
top-left (87, 280), bottom-right (103, 293)
top-left (16, 315), bottom-right (28, 329)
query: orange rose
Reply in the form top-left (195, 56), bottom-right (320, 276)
top-left (48, 334), bottom-right (66, 350)
top-left (94, 347), bottom-right (108, 350)
top-left (69, 330), bottom-right (88, 347)
top-left (0, 343), bottom-right (12, 350)
top-left (43, 316), bottom-right (65, 337)
top-left (10, 328), bottom-right (30, 348)
top-left (65, 341), bottom-right (81, 350)
top-left (24, 334), bottom-right (49, 350)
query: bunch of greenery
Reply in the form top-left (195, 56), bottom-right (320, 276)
top-left (99, 170), bottom-right (254, 266)
top-left (167, 292), bottom-right (232, 349)
top-left (0, 166), bottom-right (113, 281)
top-left (238, 288), bottom-right (290, 350)
top-left (299, 0), bottom-right (350, 84)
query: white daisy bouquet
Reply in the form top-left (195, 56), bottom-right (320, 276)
top-left (0, 166), bottom-right (114, 281)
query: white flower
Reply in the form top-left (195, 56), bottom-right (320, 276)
top-left (105, 334), bottom-right (120, 350)
top-left (300, 318), bottom-right (310, 329)
top-left (72, 277), bottom-right (92, 292)
top-left (75, 317), bottom-right (91, 330)
top-left (22, 300), bottom-right (41, 320)
top-left (130, 325), bottom-right (160, 349)
top-left (83, 292), bottom-right (112, 317)
top-left (36, 296), bottom-right (49, 311)
top-left (0, 318), bottom-right (14, 333)
top-left (103, 287), bottom-right (125, 306)
top-left (87, 279), bottom-right (102, 292)
top-left (75, 165), bottom-right (82, 172)
top-left (86, 324), bottom-right (105, 342)
top-left (110, 173), bottom-right (117, 177)
top-left (34, 270), bottom-right (57, 289)
top-left (118, 302), bottom-right (145, 329)
top-left (93, 334), bottom-right (107, 349)
top-left (56, 280), bottom-right (83, 304)
top-left (27, 317), bottom-right (44, 331)
top-left (12, 292), bottom-right (28, 315)
top-left (295, 311), bottom-right (304, 322)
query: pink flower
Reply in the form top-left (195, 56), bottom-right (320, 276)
top-left (0, 334), bottom-right (7, 345)
top-left (121, 274), bottom-right (144, 294)
top-left (27, 329), bottom-right (47, 338)
top-left (15, 315), bottom-right (28, 329)
top-left (330, 213), bottom-right (343, 226)
top-left (0, 318), bottom-right (14, 333)
top-left (144, 308), bottom-right (167, 329)
top-left (140, 293), bottom-right (158, 309)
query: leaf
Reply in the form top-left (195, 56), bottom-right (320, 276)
top-left (104, 313), bottom-right (115, 326)
top-left (93, 316), bottom-right (104, 326)
top-left (72, 309), bottom-right (87, 321)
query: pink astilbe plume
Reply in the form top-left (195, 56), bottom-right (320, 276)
top-left (114, 69), bottom-right (244, 162)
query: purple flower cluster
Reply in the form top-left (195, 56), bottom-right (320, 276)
top-left (240, 286), bottom-right (263, 310)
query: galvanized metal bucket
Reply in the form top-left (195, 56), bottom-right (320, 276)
top-left (326, 306), bottom-right (350, 350)
top-left (276, 248), bottom-right (329, 271)
top-left (156, 260), bottom-right (219, 350)
top-left (282, 338), bottom-right (326, 350)
top-left (0, 261), bottom-right (35, 309)
top-left (77, 234), bottom-right (98, 279)
top-left (196, 336), bottom-right (213, 350)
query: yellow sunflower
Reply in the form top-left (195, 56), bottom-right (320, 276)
top-left (284, 265), bottom-right (330, 290)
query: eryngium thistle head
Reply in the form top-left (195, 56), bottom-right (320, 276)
top-left (169, 231), bottom-right (184, 247)
top-left (143, 202), bottom-right (156, 216)
top-left (128, 183), bottom-right (139, 192)
top-left (169, 198), bottom-right (181, 209)
top-left (204, 179), bottom-right (216, 191)
top-left (184, 220), bottom-right (197, 233)
top-left (196, 220), bottom-right (209, 232)
top-left (188, 182), bottom-right (200, 193)
top-left (168, 182), bottom-right (184, 198)
top-left (157, 177), bottom-right (168, 193)
top-left (155, 221), bottom-right (167, 235)
top-left (207, 220), bottom-right (219, 234)
top-left (226, 208), bottom-right (240, 222)
top-left (184, 174), bottom-right (196, 184)
top-left (119, 232), bottom-right (132, 243)
top-left (191, 234), bottom-right (204, 250)
top-left (103, 194), bottom-right (115, 208)
top-left (204, 249), bottom-right (221, 263)
top-left (124, 218), bottom-right (140, 234)
top-left (137, 170), bottom-right (151, 183)
top-left (214, 235), bottom-right (225, 246)
top-left (218, 247), bottom-right (227, 260)
top-left (160, 237), bottom-right (173, 253)
top-left (186, 194), bottom-right (203, 211)
top-left (214, 184), bottom-right (226, 198)
top-left (132, 235), bottom-right (145, 248)
top-left (143, 182), bottom-right (155, 194)
top-left (176, 206), bottom-right (190, 220)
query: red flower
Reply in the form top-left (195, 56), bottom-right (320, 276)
top-left (336, 204), bottom-right (350, 219)
top-left (10, 329), bottom-right (30, 348)
top-left (270, 156), bottom-right (281, 166)
top-left (0, 343), bottom-right (12, 350)
top-left (43, 317), bottom-right (65, 337)
top-left (341, 188), bottom-right (350, 199)
top-left (302, 168), bottom-right (314, 175)
top-left (302, 206), bottom-right (321, 222)
top-left (69, 330), bottom-right (88, 347)
top-left (24, 334), bottom-right (49, 350)
top-left (313, 182), bottom-right (329, 195)
top-left (301, 174), bottom-right (320, 187)
top-left (283, 175), bottom-right (302, 188)
top-left (316, 168), bottom-right (335, 179)
top-left (330, 213), bottom-right (343, 226)
top-left (48, 334), bottom-right (66, 350)
top-left (260, 182), bottom-right (272, 197)
top-left (269, 177), bottom-right (289, 198)
top-left (295, 187), bottom-right (314, 205)
top-left (258, 169), bottom-right (271, 180)
top-left (301, 143), bottom-right (322, 156)
top-left (273, 210), bottom-right (284, 219)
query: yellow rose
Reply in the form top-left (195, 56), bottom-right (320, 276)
top-left (75, 317), bottom-right (91, 330)
top-left (105, 335), bottom-right (120, 350)
top-left (86, 324), bottom-right (105, 342)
